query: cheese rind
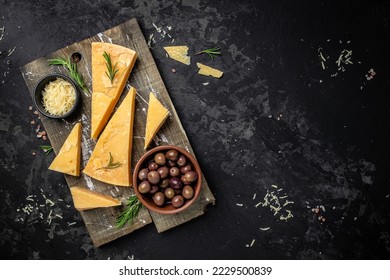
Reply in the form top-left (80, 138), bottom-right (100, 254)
top-left (83, 87), bottom-right (137, 186)
top-left (197, 62), bottom-right (224, 78)
top-left (70, 186), bottom-right (121, 211)
top-left (164, 46), bottom-right (191, 65)
top-left (91, 42), bottom-right (137, 140)
top-left (144, 92), bottom-right (169, 149)
top-left (48, 123), bottom-right (81, 176)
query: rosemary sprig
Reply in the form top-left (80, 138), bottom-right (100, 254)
top-left (116, 196), bottom-right (142, 228)
top-left (96, 152), bottom-right (122, 170)
top-left (103, 51), bottom-right (119, 83)
top-left (195, 46), bottom-right (221, 59)
top-left (48, 57), bottom-right (89, 93)
top-left (40, 145), bottom-right (53, 155)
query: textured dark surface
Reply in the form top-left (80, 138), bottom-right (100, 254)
top-left (1, 0), bottom-right (390, 259)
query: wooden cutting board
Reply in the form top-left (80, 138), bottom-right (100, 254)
top-left (20, 18), bottom-right (215, 247)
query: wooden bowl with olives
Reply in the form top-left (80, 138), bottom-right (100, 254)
top-left (133, 145), bottom-right (202, 214)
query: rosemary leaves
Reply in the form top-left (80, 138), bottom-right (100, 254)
top-left (48, 57), bottom-right (89, 93)
top-left (96, 152), bottom-right (122, 170)
top-left (103, 51), bottom-right (119, 83)
top-left (40, 145), bottom-right (53, 155)
top-left (195, 46), bottom-right (221, 59)
top-left (116, 196), bottom-right (142, 228)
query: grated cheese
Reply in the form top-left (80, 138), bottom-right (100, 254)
top-left (255, 185), bottom-right (295, 222)
top-left (42, 78), bottom-right (76, 116)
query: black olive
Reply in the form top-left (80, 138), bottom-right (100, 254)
top-left (181, 174), bottom-right (190, 185)
top-left (169, 167), bottom-right (180, 177)
top-left (154, 152), bottom-right (166, 165)
top-left (172, 195), bottom-right (185, 208)
top-left (169, 177), bottom-right (182, 189)
top-left (159, 178), bottom-right (169, 189)
top-left (166, 149), bottom-right (179, 161)
top-left (147, 171), bottom-right (160, 184)
top-left (138, 181), bottom-right (151, 194)
top-left (157, 166), bottom-right (169, 179)
top-left (182, 185), bottom-right (194, 199)
top-left (180, 165), bottom-right (192, 174)
top-left (164, 187), bottom-right (175, 200)
top-left (184, 171), bottom-right (197, 183)
top-left (138, 168), bottom-right (149, 181)
top-left (153, 192), bottom-right (165, 206)
top-left (148, 161), bottom-right (159, 171)
top-left (177, 155), bottom-right (187, 167)
top-left (149, 185), bottom-right (159, 195)
top-left (167, 160), bottom-right (176, 167)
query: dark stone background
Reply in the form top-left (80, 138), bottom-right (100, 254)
top-left (1, 0), bottom-right (390, 259)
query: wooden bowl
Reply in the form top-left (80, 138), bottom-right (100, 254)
top-left (133, 145), bottom-right (202, 214)
top-left (33, 73), bottom-right (80, 119)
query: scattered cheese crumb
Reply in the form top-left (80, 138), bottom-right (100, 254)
top-left (7, 46), bottom-right (16, 56)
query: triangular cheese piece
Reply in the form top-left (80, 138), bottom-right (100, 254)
top-left (83, 87), bottom-right (136, 186)
top-left (197, 63), bottom-right (224, 78)
top-left (70, 186), bottom-right (121, 211)
top-left (48, 123), bottom-right (81, 176)
top-left (91, 42), bottom-right (137, 140)
top-left (164, 46), bottom-right (190, 65)
top-left (144, 92), bottom-right (169, 149)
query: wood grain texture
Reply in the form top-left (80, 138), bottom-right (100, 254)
top-left (20, 18), bottom-right (215, 246)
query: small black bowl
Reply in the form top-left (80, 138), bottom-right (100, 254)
top-left (33, 73), bottom-right (80, 119)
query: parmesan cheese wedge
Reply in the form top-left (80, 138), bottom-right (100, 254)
top-left (91, 42), bottom-right (137, 140)
top-left (144, 92), bottom-right (169, 149)
top-left (164, 46), bottom-right (191, 65)
top-left (197, 62), bottom-right (224, 78)
top-left (83, 87), bottom-right (136, 186)
top-left (70, 186), bottom-right (121, 211)
top-left (48, 123), bottom-right (81, 176)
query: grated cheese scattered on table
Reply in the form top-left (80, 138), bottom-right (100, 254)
top-left (15, 188), bottom-right (66, 227)
top-left (254, 184), bottom-right (295, 222)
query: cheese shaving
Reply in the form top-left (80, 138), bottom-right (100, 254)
top-left (197, 63), bottom-right (223, 78)
top-left (42, 78), bottom-right (76, 116)
top-left (164, 46), bottom-right (191, 65)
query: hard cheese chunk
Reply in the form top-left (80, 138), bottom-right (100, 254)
top-left (197, 63), bottom-right (224, 78)
top-left (83, 87), bottom-right (136, 187)
top-left (91, 42), bottom-right (137, 140)
top-left (144, 92), bottom-right (169, 149)
top-left (164, 46), bottom-right (191, 65)
top-left (49, 123), bottom-right (81, 176)
top-left (70, 186), bottom-right (121, 211)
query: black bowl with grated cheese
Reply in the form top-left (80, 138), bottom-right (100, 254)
top-left (33, 73), bottom-right (80, 119)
